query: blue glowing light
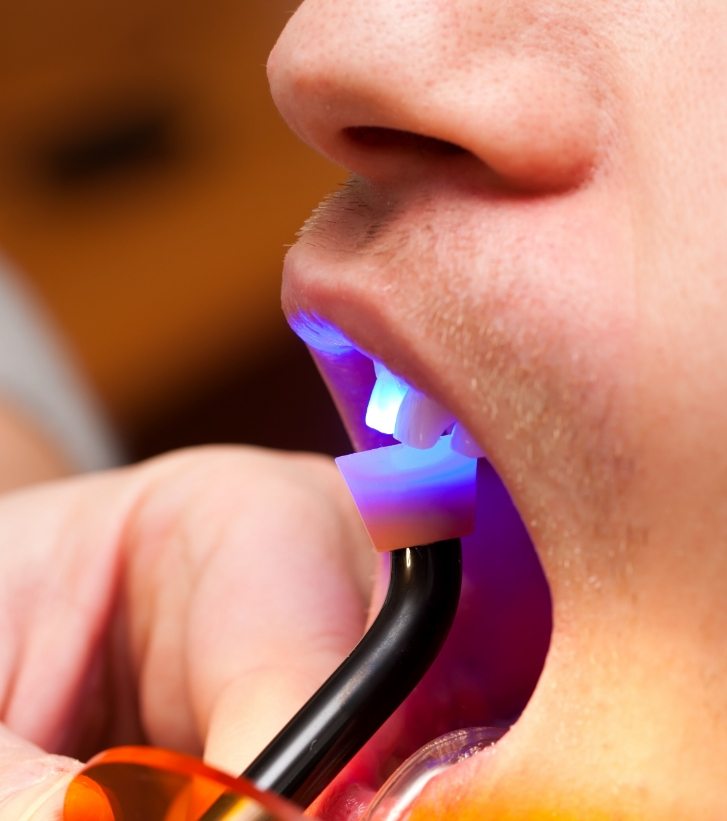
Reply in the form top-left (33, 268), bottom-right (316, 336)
top-left (365, 363), bottom-right (409, 434)
top-left (335, 435), bottom-right (478, 552)
top-left (287, 312), bottom-right (356, 355)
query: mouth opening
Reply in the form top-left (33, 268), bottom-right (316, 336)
top-left (291, 314), bottom-right (553, 819)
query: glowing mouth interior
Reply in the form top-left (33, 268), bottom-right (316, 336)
top-left (336, 360), bottom-right (482, 552)
top-left (323, 356), bottom-right (532, 820)
top-left (290, 330), bottom-right (550, 819)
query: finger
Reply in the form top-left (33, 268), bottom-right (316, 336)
top-left (0, 723), bottom-right (79, 821)
top-left (204, 546), bottom-right (391, 776)
top-left (0, 469), bottom-right (148, 755)
top-left (0, 444), bottom-right (375, 781)
top-left (122, 447), bottom-right (375, 772)
top-left (199, 493), bottom-right (375, 772)
top-left (204, 660), bottom-right (343, 774)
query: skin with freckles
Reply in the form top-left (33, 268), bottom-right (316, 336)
top-left (268, 0), bottom-right (727, 816)
top-left (1, 1), bottom-right (726, 818)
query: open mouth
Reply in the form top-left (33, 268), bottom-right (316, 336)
top-left (289, 314), bottom-right (552, 820)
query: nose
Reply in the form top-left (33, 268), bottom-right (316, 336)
top-left (268, 0), bottom-right (605, 192)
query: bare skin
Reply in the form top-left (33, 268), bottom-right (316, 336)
top-left (267, 0), bottom-right (727, 816)
top-left (2, 1), bottom-right (726, 818)
top-left (0, 447), bottom-right (374, 818)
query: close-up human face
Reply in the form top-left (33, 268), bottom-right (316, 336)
top-left (268, 1), bottom-right (727, 818)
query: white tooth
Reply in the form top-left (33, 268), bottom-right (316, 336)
top-left (373, 359), bottom-right (389, 378)
top-left (365, 362), bottom-right (409, 434)
top-left (451, 422), bottom-right (486, 458)
top-left (394, 388), bottom-right (456, 449)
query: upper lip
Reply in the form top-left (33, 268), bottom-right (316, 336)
top-left (281, 175), bottom-right (483, 449)
top-left (281, 165), bottom-right (628, 537)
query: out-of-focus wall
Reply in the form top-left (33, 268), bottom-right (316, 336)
top-left (0, 1), bottom-right (343, 441)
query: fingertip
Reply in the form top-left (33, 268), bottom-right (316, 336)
top-left (0, 769), bottom-right (75, 820)
top-left (0, 725), bottom-right (80, 820)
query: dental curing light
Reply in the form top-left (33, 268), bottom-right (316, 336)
top-left (259, 541), bottom-right (459, 808)
top-left (199, 541), bottom-right (461, 817)
top-left (200, 364), bottom-right (477, 816)
top-left (336, 436), bottom-right (477, 552)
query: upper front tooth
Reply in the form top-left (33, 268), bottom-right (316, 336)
top-left (394, 388), bottom-right (456, 449)
top-left (451, 422), bottom-right (486, 458)
top-left (365, 362), bottom-right (409, 434)
top-left (373, 359), bottom-right (390, 379)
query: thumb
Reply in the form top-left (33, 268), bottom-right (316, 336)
top-left (0, 724), bottom-right (80, 820)
top-left (203, 653), bottom-right (349, 776)
top-left (202, 559), bottom-right (393, 778)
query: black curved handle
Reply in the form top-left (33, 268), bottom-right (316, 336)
top-left (201, 538), bottom-right (462, 816)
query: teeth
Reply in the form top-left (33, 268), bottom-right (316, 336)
top-left (451, 422), bottom-right (486, 458)
top-left (394, 388), bottom-right (456, 449)
top-left (366, 360), bottom-right (480, 455)
top-left (373, 359), bottom-right (389, 379)
top-left (365, 362), bottom-right (409, 435)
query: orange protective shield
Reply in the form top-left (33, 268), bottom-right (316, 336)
top-left (63, 746), bottom-right (309, 821)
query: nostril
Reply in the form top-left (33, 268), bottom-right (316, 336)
top-left (343, 126), bottom-right (467, 158)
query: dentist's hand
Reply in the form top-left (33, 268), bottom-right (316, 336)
top-left (0, 447), bottom-right (374, 819)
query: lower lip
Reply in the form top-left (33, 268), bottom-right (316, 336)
top-left (312, 783), bottom-right (377, 820)
top-left (316, 727), bottom-right (507, 820)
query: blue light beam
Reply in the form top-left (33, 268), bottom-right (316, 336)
top-left (365, 364), bottom-right (409, 434)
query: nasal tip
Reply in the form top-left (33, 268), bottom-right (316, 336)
top-left (268, 0), bottom-right (608, 194)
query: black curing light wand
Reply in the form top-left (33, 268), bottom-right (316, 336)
top-left (200, 538), bottom-right (462, 816)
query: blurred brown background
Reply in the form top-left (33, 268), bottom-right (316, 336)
top-left (0, 0), bottom-right (351, 459)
